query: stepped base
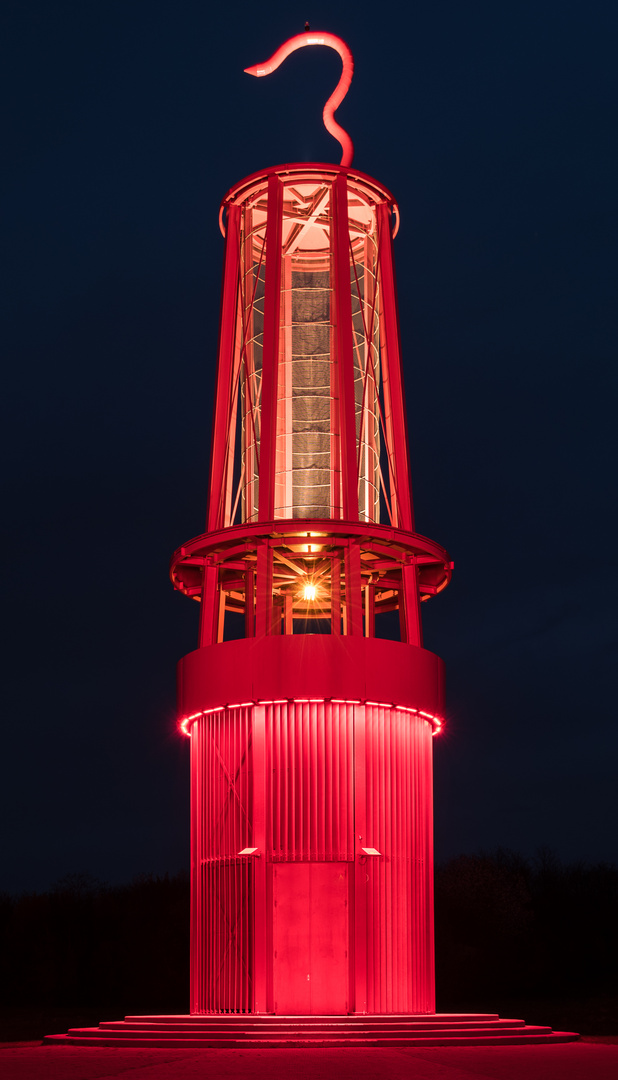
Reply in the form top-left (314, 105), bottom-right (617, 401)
top-left (45, 1013), bottom-right (579, 1048)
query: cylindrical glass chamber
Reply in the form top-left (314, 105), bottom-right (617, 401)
top-left (236, 171), bottom-right (381, 523)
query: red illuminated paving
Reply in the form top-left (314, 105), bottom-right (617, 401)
top-left (45, 1014), bottom-right (578, 1048)
top-left (6, 1045), bottom-right (618, 1080)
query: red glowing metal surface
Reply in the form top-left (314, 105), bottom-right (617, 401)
top-left (273, 862), bottom-right (349, 1013)
top-left (244, 32), bottom-right (355, 166)
top-left (172, 33), bottom-right (452, 1018)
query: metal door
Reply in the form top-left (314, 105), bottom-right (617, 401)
top-left (273, 862), bottom-right (348, 1014)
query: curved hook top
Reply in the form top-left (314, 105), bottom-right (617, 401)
top-left (244, 31), bottom-right (354, 167)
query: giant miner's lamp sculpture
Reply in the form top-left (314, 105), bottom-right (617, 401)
top-left (173, 30), bottom-right (449, 1015)
top-left (47, 31), bottom-right (578, 1047)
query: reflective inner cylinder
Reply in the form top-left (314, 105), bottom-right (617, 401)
top-left (238, 173), bottom-right (381, 522)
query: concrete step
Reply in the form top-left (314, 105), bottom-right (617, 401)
top-left (44, 1013), bottom-right (580, 1049)
top-left (44, 1029), bottom-right (580, 1049)
top-left (121, 1012), bottom-right (502, 1024)
top-left (77, 1025), bottom-right (540, 1040)
top-left (97, 1018), bottom-right (528, 1033)
top-left (42, 1006), bottom-right (579, 1049)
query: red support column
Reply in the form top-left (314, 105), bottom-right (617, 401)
top-left (376, 201), bottom-right (414, 532)
top-left (207, 204), bottom-right (241, 532)
top-left (401, 561), bottom-right (423, 647)
top-left (198, 562), bottom-right (219, 647)
top-left (344, 540), bottom-right (363, 635)
top-left (354, 705), bottom-right (367, 1013)
top-left (255, 542), bottom-right (273, 638)
top-left (364, 582), bottom-right (375, 638)
top-left (333, 173), bottom-right (359, 522)
top-left (245, 568), bottom-right (255, 638)
top-left (189, 721), bottom-right (200, 1011)
top-left (252, 705), bottom-right (267, 1012)
top-left (331, 554), bottom-right (342, 635)
top-left (258, 175), bottom-right (283, 522)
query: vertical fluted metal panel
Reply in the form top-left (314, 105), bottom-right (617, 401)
top-left (267, 702), bottom-right (354, 861)
top-left (191, 700), bottom-right (434, 1015)
top-left (191, 707), bottom-right (253, 1013)
top-left (363, 706), bottom-right (434, 1013)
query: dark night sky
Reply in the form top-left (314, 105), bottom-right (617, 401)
top-left (1, 1), bottom-right (616, 893)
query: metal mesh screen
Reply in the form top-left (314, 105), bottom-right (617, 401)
top-left (288, 269), bottom-right (332, 517)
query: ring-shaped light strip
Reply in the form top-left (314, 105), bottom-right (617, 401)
top-left (179, 700), bottom-right (443, 737)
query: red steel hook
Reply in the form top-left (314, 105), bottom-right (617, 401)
top-left (244, 31), bottom-right (354, 167)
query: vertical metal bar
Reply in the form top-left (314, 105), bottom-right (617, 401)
top-left (246, 706), bottom-right (251, 1012)
top-left (281, 705), bottom-right (288, 858)
top-left (290, 704), bottom-right (296, 857)
top-left (190, 722), bottom-right (198, 1010)
top-left (300, 704), bottom-right (307, 859)
top-left (333, 173), bottom-right (359, 521)
top-left (313, 704), bottom-right (321, 858)
top-left (378, 710), bottom-right (387, 1012)
top-left (271, 598), bottom-right (282, 635)
top-left (354, 704), bottom-right (367, 1013)
top-left (284, 592), bottom-right (293, 635)
top-left (402, 561), bottom-right (423, 647)
top-left (347, 705), bottom-right (354, 860)
top-left (409, 716), bottom-right (415, 1011)
top-left (258, 174), bottom-right (283, 522)
top-left (376, 201), bottom-right (414, 532)
top-left (236, 713), bottom-right (241, 1011)
top-left (198, 563), bottom-right (218, 648)
top-left (240, 710), bottom-right (245, 1012)
top-left (265, 708), bottom-right (273, 1013)
top-left (333, 703), bottom-right (340, 858)
top-left (414, 719), bottom-right (420, 1010)
top-left (323, 704), bottom-right (330, 859)
top-left (229, 714), bottom-right (234, 1011)
top-left (426, 723), bottom-right (436, 1010)
top-left (404, 719), bottom-right (410, 1013)
top-left (222, 302), bottom-right (242, 529)
top-left (331, 554), bottom-right (341, 635)
top-left (242, 208), bottom-right (257, 523)
top-left (255, 542), bottom-right (273, 638)
top-left (217, 592), bottom-right (226, 644)
top-left (245, 568), bottom-right (255, 638)
top-left (328, 185), bottom-right (342, 521)
top-left (364, 583), bottom-right (375, 638)
top-left (223, 714), bottom-right (229, 1011)
top-left (205, 719), bottom-right (210, 1011)
top-left (405, 714), bottom-right (412, 1010)
top-left (398, 584), bottom-right (407, 644)
top-left (282, 253), bottom-right (293, 516)
top-left (209, 716), bottom-right (214, 1010)
top-left (344, 540), bottom-right (363, 635)
top-left (207, 204), bottom-right (241, 532)
top-left (220, 713), bottom-right (226, 1011)
top-left (391, 712), bottom-right (395, 1006)
top-left (268, 704), bottom-right (274, 858)
top-left (252, 705), bottom-right (267, 1012)
top-left (365, 234), bottom-right (379, 523)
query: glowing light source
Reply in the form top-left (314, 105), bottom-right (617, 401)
top-left (303, 583), bottom-right (317, 601)
top-left (179, 699), bottom-right (445, 737)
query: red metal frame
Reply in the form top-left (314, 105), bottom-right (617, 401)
top-left (173, 35), bottom-right (452, 1018)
